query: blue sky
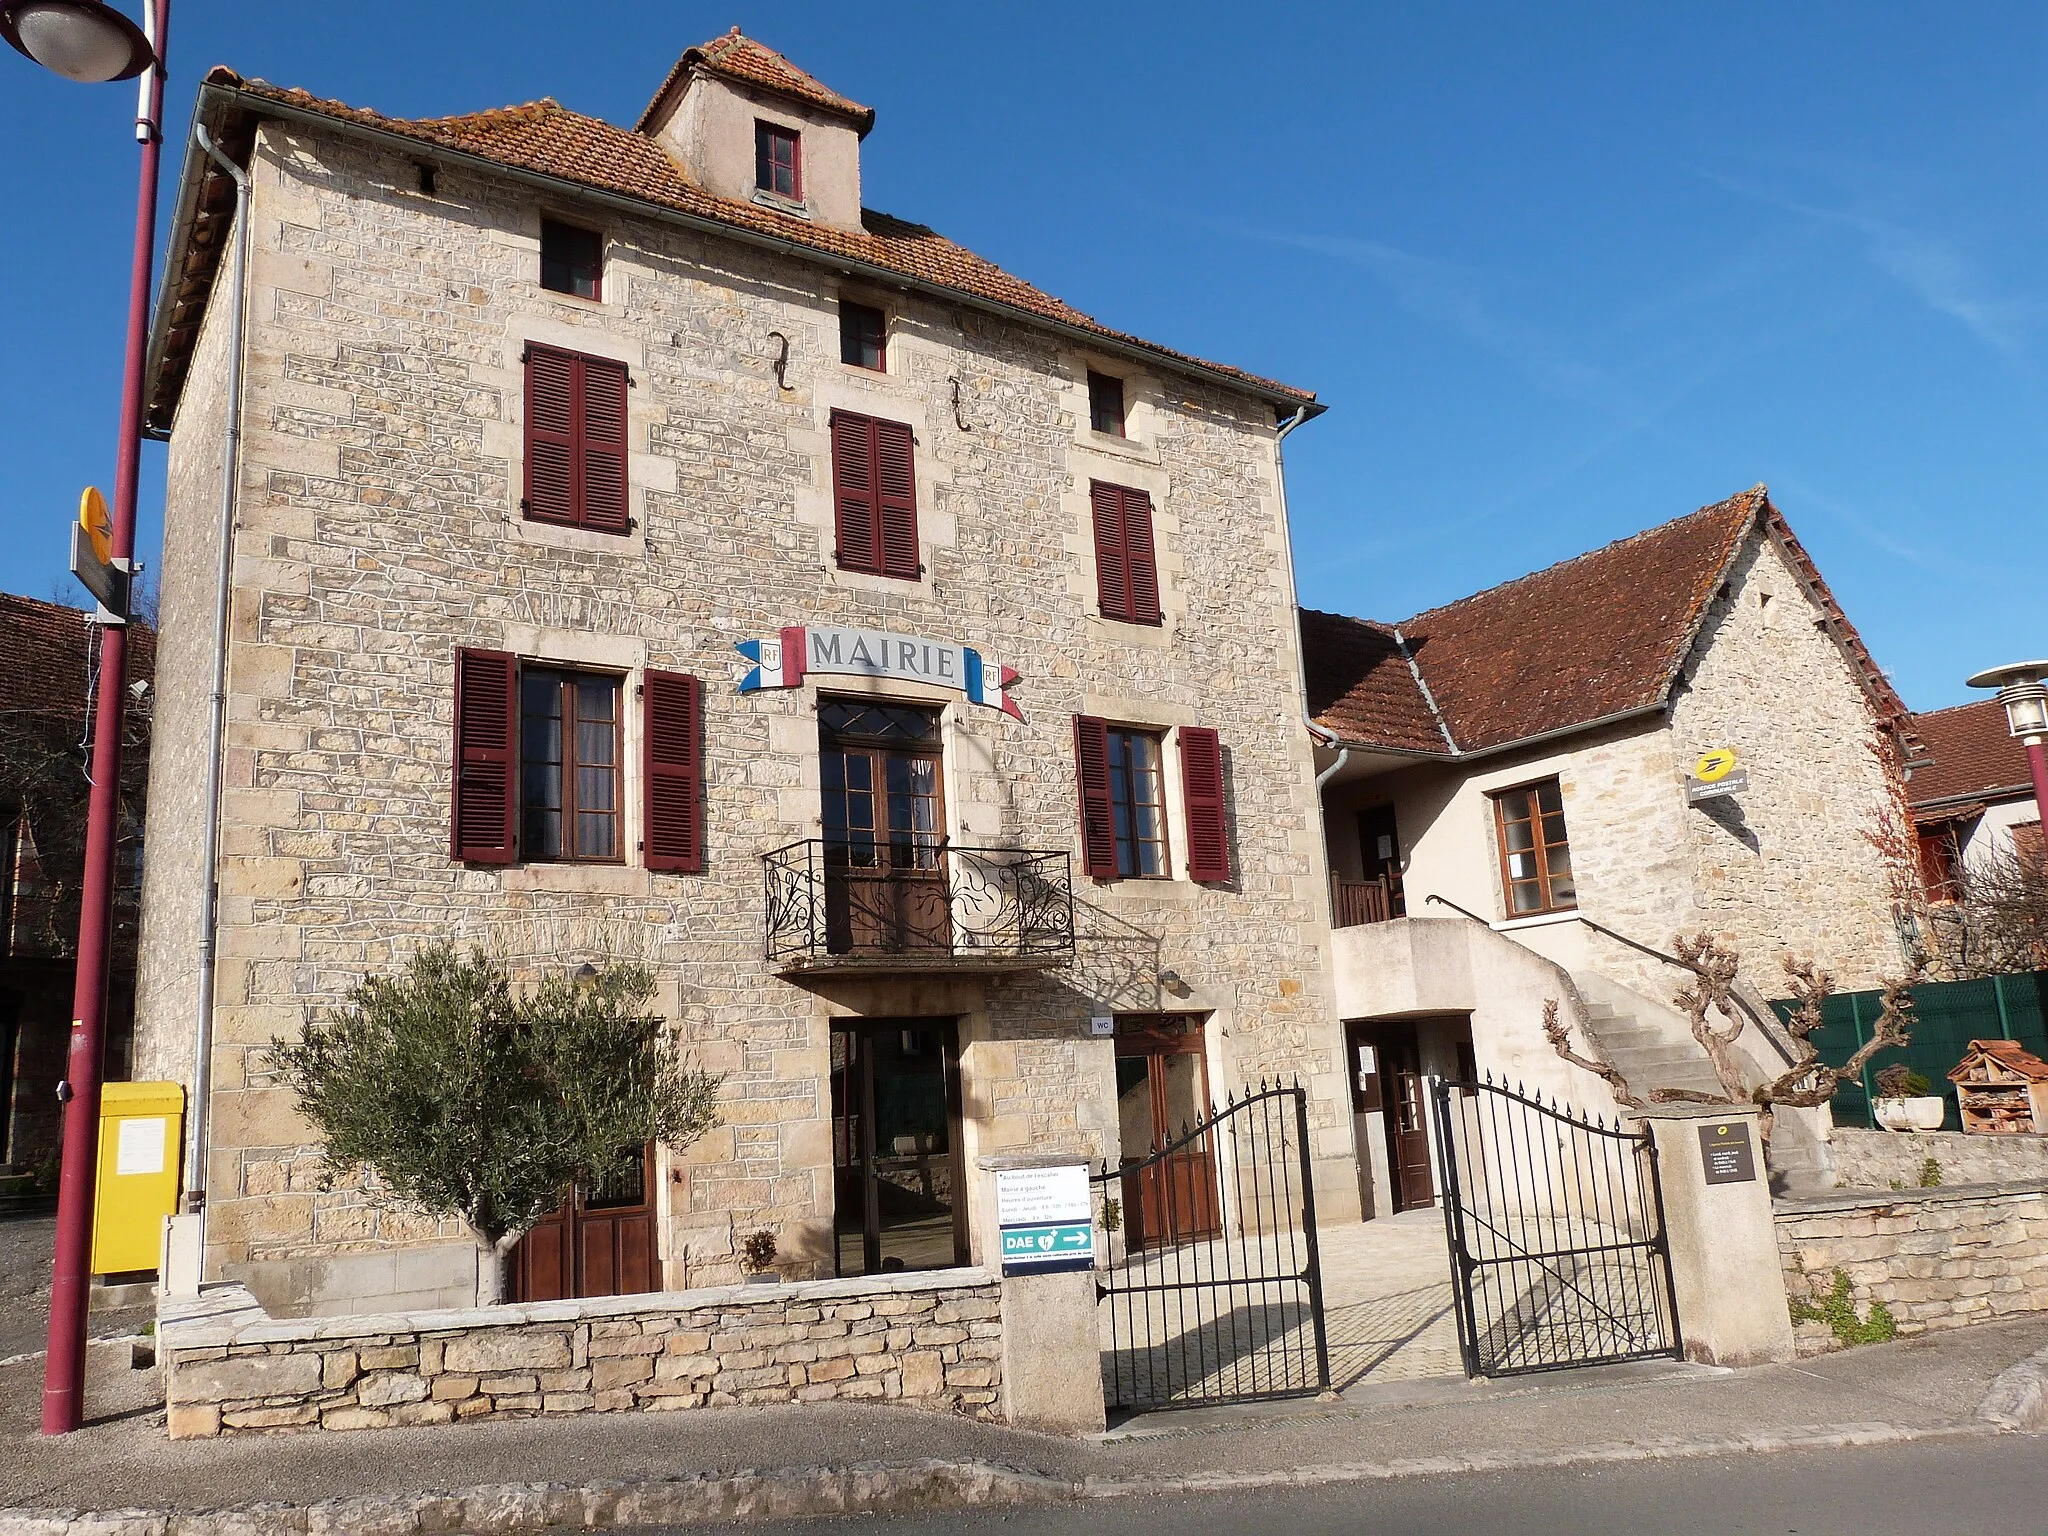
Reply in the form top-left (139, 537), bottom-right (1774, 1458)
top-left (1, 2), bottom-right (2042, 709)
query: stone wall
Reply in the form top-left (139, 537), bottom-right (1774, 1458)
top-left (1830, 1129), bottom-right (2048, 1191)
top-left (1775, 1179), bottom-right (2048, 1344)
top-left (136, 110), bottom-right (1348, 1308)
top-left (161, 1268), bottom-right (1004, 1438)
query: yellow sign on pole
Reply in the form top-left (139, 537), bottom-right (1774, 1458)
top-left (79, 486), bottom-right (112, 566)
top-left (1694, 748), bottom-right (1739, 784)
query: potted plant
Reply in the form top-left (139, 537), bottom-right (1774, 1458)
top-left (740, 1228), bottom-right (780, 1285)
top-left (1872, 1065), bottom-right (1946, 1133)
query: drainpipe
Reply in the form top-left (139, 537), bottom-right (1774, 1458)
top-left (184, 123), bottom-right (250, 1234)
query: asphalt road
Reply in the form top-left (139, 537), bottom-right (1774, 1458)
top-left (714, 1436), bottom-right (2047, 1536)
top-left (0, 1212), bottom-right (152, 1362)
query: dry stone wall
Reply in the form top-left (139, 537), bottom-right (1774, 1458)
top-left (161, 1269), bottom-right (1003, 1438)
top-left (1830, 1129), bottom-right (2048, 1191)
top-left (1775, 1180), bottom-right (2048, 1345)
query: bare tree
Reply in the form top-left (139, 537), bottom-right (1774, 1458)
top-left (1950, 847), bottom-right (2048, 977)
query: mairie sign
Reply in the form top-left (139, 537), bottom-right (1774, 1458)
top-left (736, 625), bottom-right (1021, 720)
top-left (999, 1223), bottom-right (1093, 1265)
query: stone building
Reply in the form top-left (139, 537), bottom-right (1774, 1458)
top-left (1301, 487), bottom-right (1914, 1212)
top-left (134, 33), bottom-right (1346, 1314)
top-left (0, 593), bottom-right (153, 1174)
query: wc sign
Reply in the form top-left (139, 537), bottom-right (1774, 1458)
top-left (994, 1163), bottom-right (1094, 1275)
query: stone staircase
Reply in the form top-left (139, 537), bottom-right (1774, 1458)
top-left (1575, 997), bottom-right (1834, 1197)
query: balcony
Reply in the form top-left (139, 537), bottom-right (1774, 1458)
top-left (1333, 875), bottom-right (1400, 928)
top-left (762, 840), bottom-right (1075, 973)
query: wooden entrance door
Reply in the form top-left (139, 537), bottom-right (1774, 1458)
top-left (831, 1020), bottom-right (968, 1277)
top-left (1114, 1018), bottom-right (1220, 1249)
top-left (513, 1144), bottom-right (658, 1302)
top-left (820, 701), bottom-right (949, 956)
top-left (1357, 804), bottom-right (1406, 917)
top-left (1374, 1023), bottom-right (1435, 1212)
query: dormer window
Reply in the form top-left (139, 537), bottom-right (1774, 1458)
top-left (540, 219), bottom-right (602, 301)
top-left (1088, 370), bottom-right (1126, 437)
top-left (840, 301), bottom-right (887, 371)
top-left (755, 121), bottom-right (802, 200)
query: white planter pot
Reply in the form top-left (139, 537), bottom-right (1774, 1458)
top-left (1874, 1096), bottom-right (1946, 1133)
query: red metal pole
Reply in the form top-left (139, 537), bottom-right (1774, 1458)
top-left (2028, 740), bottom-right (2048, 881)
top-left (41, 0), bottom-right (168, 1437)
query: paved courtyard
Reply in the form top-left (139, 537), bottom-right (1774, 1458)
top-left (1315, 1208), bottom-right (1463, 1387)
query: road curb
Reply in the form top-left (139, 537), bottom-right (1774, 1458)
top-left (1978, 1344), bottom-right (2048, 1431)
top-left (0, 1418), bottom-right (2014, 1534)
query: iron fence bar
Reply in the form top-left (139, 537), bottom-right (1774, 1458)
top-left (1292, 1083), bottom-right (1331, 1392)
top-left (1642, 1129), bottom-right (1683, 1361)
top-left (1431, 1079), bottom-right (1482, 1377)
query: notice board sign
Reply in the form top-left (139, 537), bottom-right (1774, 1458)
top-left (1698, 1121), bottom-right (1757, 1185)
top-left (994, 1163), bottom-right (1093, 1275)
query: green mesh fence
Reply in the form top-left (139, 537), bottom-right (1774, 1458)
top-left (1770, 971), bottom-right (2048, 1130)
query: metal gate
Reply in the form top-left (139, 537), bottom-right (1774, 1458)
top-left (1091, 1082), bottom-right (1330, 1410)
top-left (1431, 1076), bottom-right (1682, 1377)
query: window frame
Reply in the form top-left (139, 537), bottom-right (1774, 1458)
top-left (1491, 777), bottom-right (1576, 917)
top-left (1105, 726), bottom-right (1171, 880)
top-left (539, 218), bottom-right (603, 302)
top-left (518, 665), bottom-right (626, 866)
top-left (839, 300), bottom-right (888, 372)
top-left (755, 120), bottom-right (803, 201)
top-left (1087, 370), bottom-right (1127, 437)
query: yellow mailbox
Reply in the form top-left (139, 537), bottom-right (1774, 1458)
top-left (92, 1081), bottom-right (184, 1275)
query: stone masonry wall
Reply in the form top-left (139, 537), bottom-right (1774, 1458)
top-left (1830, 1129), bottom-right (2048, 1191)
top-left (135, 115), bottom-right (1346, 1307)
top-left (1775, 1180), bottom-right (2048, 1346)
top-left (162, 1269), bottom-right (1003, 1438)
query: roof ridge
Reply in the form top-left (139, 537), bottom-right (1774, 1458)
top-left (1401, 485), bottom-right (1766, 627)
top-left (1912, 699), bottom-right (2004, 721)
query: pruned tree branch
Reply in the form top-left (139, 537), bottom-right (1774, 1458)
top-left (1541, 998), bottom-right (1643, 1110)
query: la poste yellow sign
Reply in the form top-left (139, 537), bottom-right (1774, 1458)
top-left (1693, 748), bottom-right (1739, 784)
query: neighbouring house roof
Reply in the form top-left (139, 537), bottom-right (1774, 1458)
top-left (1301, 486), bottom-right (1914, 760)
top-left (1906, 699), bottom-right (2035, 812)
top-left (0, 593), bottom-right (155, 723)
top-left (637, 27), bottom-right (876, 136)
top-left (146, 52), bottom-right (1317, 434)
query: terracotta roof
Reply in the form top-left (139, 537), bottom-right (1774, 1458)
top-left (1949, 1039), bottom-right (2048, 1084)
top-left (0, 593), bottom-right (155, 721)
top-left (637, 28), bottom-right (875, 136)
top-left (146, 66), bottom-right (1314, 433)
top-left (1907, 699), bottom-right (2035, 809)
top-left (1303, 487), bottom-right (1913, 758)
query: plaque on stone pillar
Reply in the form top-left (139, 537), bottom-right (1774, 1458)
top-left (1698, 1120), bottom-right (1757, 1184)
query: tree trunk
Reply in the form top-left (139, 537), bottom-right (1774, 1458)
top-left (472, 1228), bottom-right (517, 1306)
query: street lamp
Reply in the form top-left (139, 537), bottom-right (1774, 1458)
top-left (1966, 660), bottom-right (2048, 878)
top-left (2, 0), bottom-right (166, 1437)
top-left (0, 0), bottom-right (153, 81)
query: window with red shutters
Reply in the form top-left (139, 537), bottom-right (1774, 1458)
top-left (523, 344), bottom-right (630, 534)
top-left (453, 647), bottom-right (517, 864)
top-left (1072, 714), bottom-right (1118, 879)
top-left (1089, 481), bottom-right (1161, 625)
top-left (643, 669), bottom-right (703, 873)
top-left (830, 409), bottom-right (919, 579)
top-left (1178, 726), bottom-right (1231, 883)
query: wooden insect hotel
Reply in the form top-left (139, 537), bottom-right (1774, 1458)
top-left (1948, 1040), bottom-right (2048, 1136)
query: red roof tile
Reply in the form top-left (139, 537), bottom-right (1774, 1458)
top-left (1303, 487), bottom-right (1911, 758)
top-left (0, 593), bottom-right (155, 721)
top-left (637, 29), bottom-right (875, 136)
top-left (148, 66), bottom-right (1313, 432)
top-left (1908, 699), bottom-right (2035, 809)
top-left (1949, 1039), bottom-right (2048, 1083)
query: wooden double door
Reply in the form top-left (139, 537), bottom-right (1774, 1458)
top-left (820, 701), bottom-right (950, 956)
top-left (1114, 1018), bottom-right (1220, 1250)
top-left (513, 1144), bottom-right (658, 1302)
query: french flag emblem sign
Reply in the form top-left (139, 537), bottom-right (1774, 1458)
top-left (736, 624), bottom-right (1023, 720)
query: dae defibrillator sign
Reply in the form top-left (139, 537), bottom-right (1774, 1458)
top-left (994, 1162), bottom-right (1094, 1275)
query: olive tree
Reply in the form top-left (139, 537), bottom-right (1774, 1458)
top-left (273, 945), bottom-right (723, 1305)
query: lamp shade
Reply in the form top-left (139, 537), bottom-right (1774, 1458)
top-left (1966, 661), bottom-right (2048, 743)
top-left (0, 0), bottom-right (153, 82)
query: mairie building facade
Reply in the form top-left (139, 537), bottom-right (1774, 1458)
top-left (133, 33), bottom-right (1349, 1313)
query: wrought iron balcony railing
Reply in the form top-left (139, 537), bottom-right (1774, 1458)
top-left (762, 840), bottom-right (1075, 970)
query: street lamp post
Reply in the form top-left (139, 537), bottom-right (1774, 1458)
top-left (1, 0), bottom-right (167, 1436)
top-left (1966, 660), bottom-right (2048, 880)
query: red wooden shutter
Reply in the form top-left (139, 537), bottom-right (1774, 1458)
top-left (453, 647), bottom-right (517, 864)
top-left (1122, 488), bottom-right (1160, 624)
top-left (524, 346), bottom-right (576, 526)
top-left (643, 669), bottom-right (702, 873)
top-left (876, 419), bottom-right (919, 579)
top-left (1073, 714), bottom-right (1117, 879)
top-left (579, 354), bottom-right (630, 534)
top-left (1091, 482), bottom-right (1131, 621)
top-left (831, 410), bottom-right (878, 572)
top-left (1178, 726), bottom-right (1230, 882)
